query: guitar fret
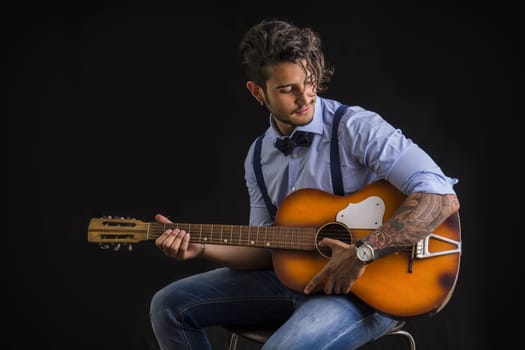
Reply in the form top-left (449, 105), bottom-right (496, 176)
top-left (248, 226), bottom-right (254, 246)
top-left (202, 224), bottom-right (206, 242)
top-left (239, 225), bottom-right (243, 245)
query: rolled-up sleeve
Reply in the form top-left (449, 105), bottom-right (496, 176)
top-left (386, 144), bottom-right (458, 195)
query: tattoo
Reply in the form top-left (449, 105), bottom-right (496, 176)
top-left (365, 193), bottom-right (459, 252)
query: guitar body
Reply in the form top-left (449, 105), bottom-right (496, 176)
top-left (271, 180), bottom-right (461, 318)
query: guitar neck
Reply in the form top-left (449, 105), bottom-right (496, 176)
top-left (149, 222), bottom-right (317, 251)
top-left (87, 217), bottom-right (319, 251)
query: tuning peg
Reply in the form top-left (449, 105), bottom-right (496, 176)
top-left (127, 244), bottom-right (133, 252)
top-left (113, 243), bottom-right (121, 251)
top-left (99, 243), bottom-right (110, 250)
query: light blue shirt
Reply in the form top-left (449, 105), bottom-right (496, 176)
top-left (244, 96), bottom-right (458, 226)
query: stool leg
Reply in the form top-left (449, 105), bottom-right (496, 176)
top-left (389, 329), bottom-right (416, 350)
top-left (229, 333), bottom-right (240, 350)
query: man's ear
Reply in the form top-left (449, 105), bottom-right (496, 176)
top-left (246, 81), bottom-right (264, 105)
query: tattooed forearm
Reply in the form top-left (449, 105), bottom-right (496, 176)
top-left (364, 192), bottom-right (460, 252)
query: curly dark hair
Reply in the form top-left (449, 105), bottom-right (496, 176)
top-left (239, 19), bottom-right (334, 93)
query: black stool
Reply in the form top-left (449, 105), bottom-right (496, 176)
top-left (227, 320), bottom-right (416, 350)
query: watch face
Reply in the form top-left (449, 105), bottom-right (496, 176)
top-left (357, 245), bottom-right (374, 262)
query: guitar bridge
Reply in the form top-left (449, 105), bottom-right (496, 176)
top-left (415, 233), bottom-right (461, 259)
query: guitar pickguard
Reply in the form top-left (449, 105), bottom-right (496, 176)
top-left (314, 195), bottom-right (386, 258)
top-left (336, 195), bottom-right (385, 229)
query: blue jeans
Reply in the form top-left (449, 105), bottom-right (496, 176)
top-left (150, 267), bottom-right (397, 349)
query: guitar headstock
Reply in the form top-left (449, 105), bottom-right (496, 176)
top-left (88, 216), bottom-right (150, 251)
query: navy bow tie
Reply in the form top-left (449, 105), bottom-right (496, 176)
top-left (274, 131), bottom-right (314, 156)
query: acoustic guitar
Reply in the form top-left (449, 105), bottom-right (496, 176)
top-left (87, 180), bottom-right (461, 319)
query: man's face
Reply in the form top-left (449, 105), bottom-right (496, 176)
top-left (262, 61), bottom-right (317, 135)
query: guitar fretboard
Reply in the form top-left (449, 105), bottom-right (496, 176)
top-left (149, 223), bottom-right (318, 251)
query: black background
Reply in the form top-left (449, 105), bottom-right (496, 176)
top-left (8, 1), bottom-right (515, 349)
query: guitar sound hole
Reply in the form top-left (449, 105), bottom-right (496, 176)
top-left (315, 222), bottom-right (352, 258)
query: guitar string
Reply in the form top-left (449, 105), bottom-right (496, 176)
top-left (143, 225), bottom-right (356, 248)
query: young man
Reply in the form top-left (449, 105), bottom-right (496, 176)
top-left (150, 19), bottom-right (460, 349)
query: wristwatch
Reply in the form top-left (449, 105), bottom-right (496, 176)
top-left (355, 241), bottom-right (375, 264)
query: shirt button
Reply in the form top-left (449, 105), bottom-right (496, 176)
top-left (291, 186), bottom-right (296, 191)
top-left (292, 153), bottom-right (298, 158)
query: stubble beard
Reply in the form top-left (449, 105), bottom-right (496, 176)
top-left (270, 97), bottom-right (316, 127)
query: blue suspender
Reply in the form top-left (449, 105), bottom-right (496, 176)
top-left (253, 133), bottom-right (278, 220)
top-left (330, 104), bottom-right (348, 196)
top-left (253, 104), bottom-right (349, 220)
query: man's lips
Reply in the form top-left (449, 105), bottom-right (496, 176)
top-left (295, 106), bottom-right (309, 114)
